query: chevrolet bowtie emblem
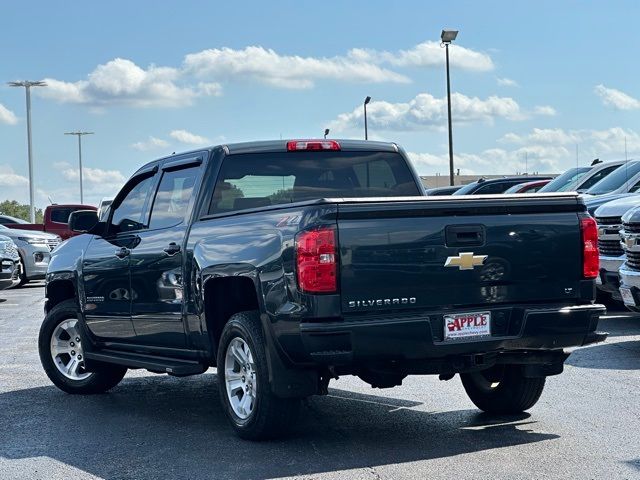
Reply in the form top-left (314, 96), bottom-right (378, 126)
top-left (625, 237), bottom-right (635, 249)
top-left (444, 252), bottom-right (488, 270)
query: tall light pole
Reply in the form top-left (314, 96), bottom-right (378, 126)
top-left (64, 131), bottom-right (94, 204)
top-left (324, 128), bottom-right (330, 139)
top-left (8, 80), bottom-right (47, 222)
top-left (364, 96), bottom-right (371, 140)
top-left (441, 29), bottom-right (458, 186)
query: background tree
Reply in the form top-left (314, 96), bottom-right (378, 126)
top-left (0, 200), bottom-right (44, 223)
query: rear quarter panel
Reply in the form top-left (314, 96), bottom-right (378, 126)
top-left (185, 204), bottom-right (338, 357)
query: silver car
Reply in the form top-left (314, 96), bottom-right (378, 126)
top-left (0, 225), bottom-right (61, 286)
top-left (0, 234), bottom-right (21, 290)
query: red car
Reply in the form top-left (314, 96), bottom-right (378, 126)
top-left (503, 179), bottom-right (552, 194)
top-left (1, 204), bottom-right (96, 240)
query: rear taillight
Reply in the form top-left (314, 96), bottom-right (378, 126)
top-left (581, 216), bottom-right (599, 279)
top-left (287, 140), bottom-right (341, 151)
top-left (296, 227), bottom-right (337, 293)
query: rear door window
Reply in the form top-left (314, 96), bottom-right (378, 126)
top-left (209, 151), bottom-right (421, 214)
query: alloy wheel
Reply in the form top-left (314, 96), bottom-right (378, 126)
top-left (50, 318), bottom-right (92, 381)
top-left (224, 337), bottom-right (257, 419)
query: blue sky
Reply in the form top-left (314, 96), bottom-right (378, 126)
top-left (1, 0), bottom-right (640, 207)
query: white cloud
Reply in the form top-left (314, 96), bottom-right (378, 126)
top-left (497, 77), bottom-right (518, 87)
top-left (61, 166), bottom-right (126, 189)
top-left (0, 103), bottom-right (18, 125)
top-left (500, 127), bottom-right (640, 154)
top-left (197, 82), bottom-right (223, 96)
top-left (39, 58), bottom-right (217, 108)
top-left (349, 41), bottom-right (494, 72)
top-left (595, 84), bottom-right (640, 110)
top-left (533, 105), bottom-right (557, 116)
top-left (169, 129), bottom-right (210, 145)
top-left (184, 45), bottom-right (410, 89)
top-left (131, 136), bottom-right (170, 151)
top-left (329, 92), bottom-right (525, 132)
top-left (414, 126), bottom-right (640, 177)
top-left (0, 165), bottom-right (28, 187)
top-left (409, 145), bottom-right (568, 176)
top-left (499, 128), bottom-right (580, 145)
top-left (37, 41), bottom-right (494, 106)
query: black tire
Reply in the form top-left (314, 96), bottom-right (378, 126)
top-left (217, 310), bottom-right (301, 440)
top-left (460, 365), bottom-right (546, 414)
top-left (16, 256), bottom-right (27, 287)
top-left (39, 299), bottom-right (127, 394)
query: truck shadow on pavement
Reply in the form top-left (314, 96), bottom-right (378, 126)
top-left (0, 374), bottom-right (558, 480)
top-left (566, 313), bottom-right (640, 370)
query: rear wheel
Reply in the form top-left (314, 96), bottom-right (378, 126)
top-left (39, 299), bottom-right (127, 394)
top-left (16, 256), bottom-right (27, 287)
top-left (460, 365), bottom-right (546, 414)
top-left (217, 311), bottom-right (300, 440)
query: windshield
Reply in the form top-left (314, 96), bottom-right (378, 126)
top-left (538, 167), bottom-right (591, 192)
top-left (452, 181), bottom-right (480, 195)
top-left (586, 161), bottom-right (640, 195)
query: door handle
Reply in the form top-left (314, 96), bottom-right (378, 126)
top-left (163, 243), bottom-right (181, 256)
top-left (114, 247), bottom-right (130, 259)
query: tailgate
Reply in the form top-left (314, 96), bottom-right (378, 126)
top-left (337, 194), bottom-right (586, 313)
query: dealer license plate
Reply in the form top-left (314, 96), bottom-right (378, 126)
top-left (620, 287), bottom-right (636, 307)
top-left (443, 311), bottom-right (491, 341)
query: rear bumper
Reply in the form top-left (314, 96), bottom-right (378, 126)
top-left (297, 304), bottom-right (606, 368)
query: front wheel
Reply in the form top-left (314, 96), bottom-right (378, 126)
top-left (217, 311), bottom-right (300, 440)
top-left (460, 365), bottom-right (546, 414)
top-left (39, 299), bottom-right (127, 394)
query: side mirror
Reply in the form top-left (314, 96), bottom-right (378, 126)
top-left (69, 210), bottom-right (99, 233)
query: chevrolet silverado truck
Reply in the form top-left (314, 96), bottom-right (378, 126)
top-left (39, 139), bottom-right (606, 440)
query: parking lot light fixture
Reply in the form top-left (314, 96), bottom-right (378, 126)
top-left (440, 29), bottom-right (458, 187)
top-left (7, 80), bottom-right (47, 222)
top-left (324, 128), bottom-right (330, 139)
top-left (64, 131), bottom-right (94, 204)
top-left (364, 96), bottom-right (371, 140)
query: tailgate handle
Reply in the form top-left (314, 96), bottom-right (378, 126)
top-left (445, 225), bottom-right (485, 247)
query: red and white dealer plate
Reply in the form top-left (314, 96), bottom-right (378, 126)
top-left (443, 311), bottom-right (491, 341)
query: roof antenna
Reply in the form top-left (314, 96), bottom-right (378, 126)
top-left (48, 196), bottom-right (54, 205)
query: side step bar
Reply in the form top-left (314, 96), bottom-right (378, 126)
top-left (84, 349), bottom-right (207, 376)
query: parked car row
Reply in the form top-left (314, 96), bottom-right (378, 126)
top-left (592, 195), bottom-right (640, 310)
top-left (0, 204), bottom-right (95, 289)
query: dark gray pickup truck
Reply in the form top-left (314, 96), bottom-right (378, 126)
top-left (40, 139), bottom-right (606, 439)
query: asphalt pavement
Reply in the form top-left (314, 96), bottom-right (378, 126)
top-left (0, 283), bottom-right (639, 480)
